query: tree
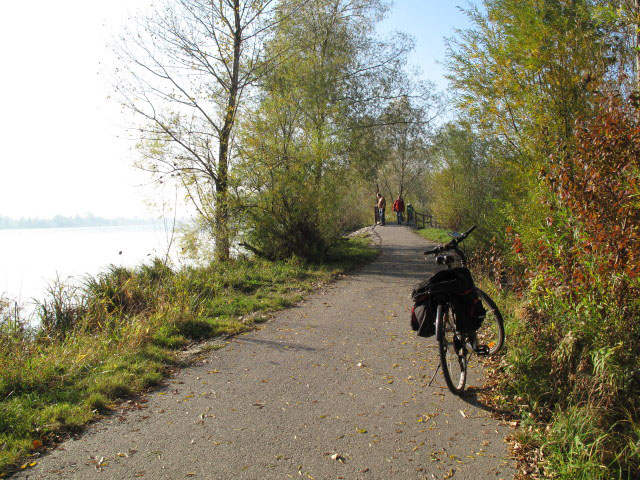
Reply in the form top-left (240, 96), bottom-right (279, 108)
top-left (237, 0), bottom-right (413, 259)
top-left (115, 0), bottom-right (293, 261)
top-left (443, 0), bottom-right (617, 257)
top-left (374, 93), bottom-right (442, 205)
top-left (426, 123), bottom-right (511, 241)
top-left (446, 0), bottom-right (610, 165)
top-left (592, 0), bottom-right (640, 90)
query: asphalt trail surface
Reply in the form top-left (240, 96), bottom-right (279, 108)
top-left (15, 225), bottom-right (515, 479)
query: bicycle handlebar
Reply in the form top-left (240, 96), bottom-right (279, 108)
top-left (423, 225), bottom-right (477, 256)
top-left (462, 225), bottom-right (477, 237)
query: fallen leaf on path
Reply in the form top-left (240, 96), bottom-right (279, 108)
top-left (412, 442), bottom-right (425, 452)
top-left (89, 456), bottom-right (107, 471)
top-left (459, 410), bottom-right (467, 418)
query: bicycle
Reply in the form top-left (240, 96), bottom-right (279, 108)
top-left (421, 225), bottom-right (505, 395)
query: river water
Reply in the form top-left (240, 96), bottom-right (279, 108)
top-left (0, 224), bottom-right (183, 321)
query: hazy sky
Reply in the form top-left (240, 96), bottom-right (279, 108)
top-left (0, 0), bottom-right (476, 220)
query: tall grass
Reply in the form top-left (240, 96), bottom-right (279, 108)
top-left (0, 238), bottom-right (377, 474)
top-left (473, 240), bottom-right (640, 478)
top-left (480, 279), bottom-right (640, 478)
top-left (415, 226), bottom-right (452, 244)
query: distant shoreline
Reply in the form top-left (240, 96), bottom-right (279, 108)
top-left (0, 222), bottom-right (155, 231)
top-left (0, 215), bottom-right (156, 230)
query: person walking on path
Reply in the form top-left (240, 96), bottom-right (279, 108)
top-left (393, 195), bottom-right (405, 225)
top-left (376, 193), bottom-right (386, 226)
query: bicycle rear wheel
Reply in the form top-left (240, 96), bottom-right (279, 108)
top-left (436, 303), bottom-right (467, 395)
top-left (475, 288), bottom-right (505, 355)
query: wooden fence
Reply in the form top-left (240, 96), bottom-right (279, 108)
top-left (413, 209), bottom-right (437, 229)
top-left (373, 206), bottom-right (437, 229)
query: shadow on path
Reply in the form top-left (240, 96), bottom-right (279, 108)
top-left (459, 386), bottom-right (510, 417)
top-left (234, 337), bottom-right (319, 352)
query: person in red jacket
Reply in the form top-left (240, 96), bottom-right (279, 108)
top-left (393, 195), bottom-right (405, 225)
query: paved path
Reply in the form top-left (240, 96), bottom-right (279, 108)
top-left (15, 225), bottom-right (515, 480)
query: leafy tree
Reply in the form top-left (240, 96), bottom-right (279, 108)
top-left (427, 122), bottom-right (511, 242)
top-left (237, 0), bottom-right (412, 259)
top-left (446, 0), bottom-right (610, 165)
top-left (444, 0), bottom-right (618, 264)
top-left (593, 0), bottom-right (640, 89)
top-left (374, 93), bottom-right (442, 206)
top-left (115, 0), bottom-right (296, 261)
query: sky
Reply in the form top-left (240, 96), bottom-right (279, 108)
top-left (0, 0), bottom-right (476, 220)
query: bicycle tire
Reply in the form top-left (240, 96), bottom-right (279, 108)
top-left (436, 303), bottom-right (467, 395)
top-left (475, 288), bottom-right (505, 355)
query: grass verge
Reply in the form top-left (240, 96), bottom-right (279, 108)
top-left (0, 236), bottom-right (378, 475)
top-left (475, 278), bottom-right (640, 479)
top-left (415, 226), bottom-right (452, 244)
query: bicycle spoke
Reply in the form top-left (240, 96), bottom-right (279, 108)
top-left (438, 304), bottom-right (467, 394)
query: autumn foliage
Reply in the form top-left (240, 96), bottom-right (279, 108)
top-left (528, 92), bottom-right (640, 374)
top-left (499, 94), bottom-right (640, 477)
top-left (548, 94), bottom-right (640, 280)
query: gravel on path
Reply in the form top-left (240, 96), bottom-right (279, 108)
top-left (14, 225), bottom-right (515, 480)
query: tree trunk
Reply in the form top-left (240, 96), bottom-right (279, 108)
top-left (636, 0), bottom-right (640, 89)
top-left (214, 0), bottom-right (242, 262)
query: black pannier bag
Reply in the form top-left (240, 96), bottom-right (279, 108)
top-left (411, 298), bottom-right (436, 337)
top-left (410, 267), bottom-right (486, 335)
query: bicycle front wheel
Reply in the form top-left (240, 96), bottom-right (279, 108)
top-left (475, 288), bottom-right (505, 355)
top-left (436, 303), bottom-right (467, 395)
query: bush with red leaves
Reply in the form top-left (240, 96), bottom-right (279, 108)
top-left (547, 94), bottom-right (640, 282)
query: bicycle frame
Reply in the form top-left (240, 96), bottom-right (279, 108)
top-left (420, 225), bottom-right (504, 395)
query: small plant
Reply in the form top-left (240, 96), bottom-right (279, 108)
top-left (36, 276), bottom-right (86, 338)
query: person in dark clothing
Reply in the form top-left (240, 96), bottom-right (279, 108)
top-left (407, 203), bottom-right (415, 226)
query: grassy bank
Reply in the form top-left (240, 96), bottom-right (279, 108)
top-left (474, 277), bottom-right (640, 478)
top-left (0, 237), bottom-right (378, 475)
top-left (491, 290), bottom-right (640, 479)
top-left (415, 226), bottom-right (452, 244)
